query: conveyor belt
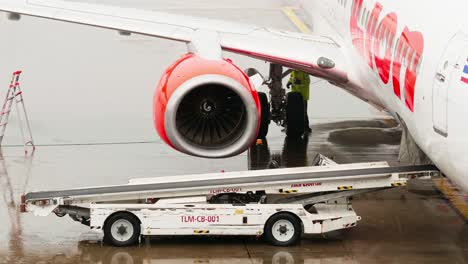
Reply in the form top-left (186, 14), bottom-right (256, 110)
top-left (25, 164), bottom-right (438, 201)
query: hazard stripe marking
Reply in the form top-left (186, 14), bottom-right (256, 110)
top-left (279, 189), bottom-right (298, 194)
top-left (434, 178), bottom-right (468, 220)
top-left (194, 230), bottom-right (210, 234)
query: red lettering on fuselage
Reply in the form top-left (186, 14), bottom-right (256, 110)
top-left (401, 28), bottom-right (424, 111)
top-left (374, 12), bottom-right (397, 84)
top-left (365, 2), bottom-right (383, 69)
top-left (350, 0), bottom-right (365, 58)
top-left (350, 0), bottom-right (424, 112)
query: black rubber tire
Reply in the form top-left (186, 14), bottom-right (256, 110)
top-left (286, 92), bottom-right (305, 137)
top-left (104, 212), bottom-right (141, 247)
top-left (264, 213), bottom-right (302, 246)
top-left (257, 92), bottom-right (270, 139)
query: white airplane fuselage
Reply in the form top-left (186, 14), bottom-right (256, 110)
top-left (303, 0), bottom-right (468, 192)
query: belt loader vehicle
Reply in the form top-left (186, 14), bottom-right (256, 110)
top-left (20, 156), bottom-right (438, 247)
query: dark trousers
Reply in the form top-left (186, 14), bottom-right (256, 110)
top-left (304, 101), bottom-right (309, 129)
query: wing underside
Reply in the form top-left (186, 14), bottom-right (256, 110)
top-left (0, 0), bottom-right (349, 84)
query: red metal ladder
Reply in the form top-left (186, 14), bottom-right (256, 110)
top-left (0, 71), bottom-right (35, 154)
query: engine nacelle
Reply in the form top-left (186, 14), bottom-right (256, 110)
top-left (154, 53), bottom-right (261, 158)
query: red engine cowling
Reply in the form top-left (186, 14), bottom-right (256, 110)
top-left (154, 53), bottom-right (261, 158)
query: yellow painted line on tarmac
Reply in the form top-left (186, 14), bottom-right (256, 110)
top-left (282, 6), bottom-right (312, 34)
top-left (433, 178), bottom-right (468, 220)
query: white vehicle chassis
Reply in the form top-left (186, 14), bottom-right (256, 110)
top-left (90, 199), bottom-right (358, 237)
top-left (21, 157), bottom-right (438, 246)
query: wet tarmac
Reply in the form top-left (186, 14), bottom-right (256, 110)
top-left (2, 118), bottom-right (468, 264)
top-left (1, 1), bottom-right (468, 263)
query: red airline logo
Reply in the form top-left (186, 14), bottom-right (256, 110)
top-left (350, 0), bottom-right (424, 112)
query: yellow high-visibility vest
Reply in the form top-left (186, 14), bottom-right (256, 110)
top-left (288, 70), bottom-right (310, 101)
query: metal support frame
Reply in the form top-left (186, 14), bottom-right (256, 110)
top-left (275, 189), bottom-right (380, 205)
top-left (267, 64), bottom-right (292, 126)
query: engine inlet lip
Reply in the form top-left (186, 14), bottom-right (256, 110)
top-left (165, 74), bottom-right (258, 158)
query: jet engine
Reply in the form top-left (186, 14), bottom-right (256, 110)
top-left (154, 53), bottom-right (261, 158)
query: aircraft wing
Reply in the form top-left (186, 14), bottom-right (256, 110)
top-left (0, 0), bottom-right (348, 84)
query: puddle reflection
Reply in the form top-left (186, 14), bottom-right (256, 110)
top-left (0, 152), bottom-right (35, 263)
top-left (76, 240), bottom-right (359, 264)
top-left (248, 136), bottom-right (312, 170)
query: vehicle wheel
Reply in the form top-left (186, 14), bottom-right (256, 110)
top-left (104, 212), bottom-right (141, 247)
top-left (257, 92), bottom-right (270, 139)
top-left (264, 213), bottom-right (302, 246)
top-left (286, 92), bottom-right (305, 137)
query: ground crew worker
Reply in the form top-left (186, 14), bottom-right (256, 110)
top-left (287, 70), bottom-right (311, 133)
